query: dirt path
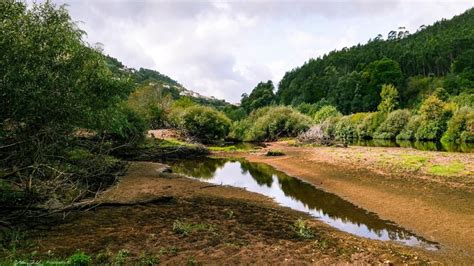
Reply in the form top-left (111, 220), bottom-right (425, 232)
top-left (218, 142), bottom-right (474, 263)
top-left (12, 162), bottom-right (441, 264)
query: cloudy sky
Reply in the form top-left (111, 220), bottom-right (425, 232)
top-left (50, 0), bottom-right (472, 103)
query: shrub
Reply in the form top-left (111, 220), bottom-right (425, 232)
top-left (374, 109), bottom-right (411, 139)
top-left (450, 92), bottom-right (474, 108)
top-left (335, 116), bottom-right (357, 141)
top-left (178, 105), bottom-right (231, 143)
top-left (314, 105), bottom-right (342, 124)
top-left (230, 106), bottom-right (312, 142)
top-left (320, 116), bottom-right (341, 140)
top-left (397, 115), bottom-right (422, 140)
top-left (442, 107), bottom-right (474, 143)
top-left (172, 219), bottom-right (215, 236)
top-left (290, 218), bottom-right (314, 239)
top-left (461, 118), bottom-right (474, 142)
top-left (114, 249), bottom-right (130, 265)
top-left (377, 84), bottom-right (399, 113)
top-left (126, 84), bottom-right (173, 128)
top-left (357, 112), bottom-right (385, 139)
top-left (68, 251), bottom-right (91, 266)
top-left (415, 95), bottom-right (450, 141)
top-left (296, 102), bottom-right (319, 117)
top-left (266, 150), bottom-right (285, 156)
top-left (93, 104), bottom-right (148, 141)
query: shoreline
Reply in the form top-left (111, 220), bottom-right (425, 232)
top-left (214, 141), bottom-right (474, 263)
top-left (3, 161), bottom-right (441, 264)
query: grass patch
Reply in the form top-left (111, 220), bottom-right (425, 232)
top-left (208, 144), bottom-right (258, 152)
top-left (394, 154), bottom-right (429, 171)
top-left (266, 150), bottom-right (285, 156)
top-left (428, 162), bottom-right (465, 176)
top-left (172, 219), bottom-right (216, 236)
top-left (290, 218), bottom-right (314, 239)
top-left (139, 138), bottom-right (196, 149)
top-left (209, 145), bottom-right (241, 152)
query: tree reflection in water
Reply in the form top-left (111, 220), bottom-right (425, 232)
top-left (167, 157), bottom-right (439, 250)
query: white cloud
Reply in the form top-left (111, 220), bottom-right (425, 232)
top-left (48, 0), bottom-right (473, 103)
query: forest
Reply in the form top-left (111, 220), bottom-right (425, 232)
top-left (1, 1), bottom-right (474, 264)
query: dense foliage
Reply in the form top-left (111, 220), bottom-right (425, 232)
top-left (230, 106), bottom-right (312, 142)
top-left (176, 106), bottom-right (231, 143)
top-left (275, 8), bottom-right (474, 113)
top-left (240, 81), bottom-right (276, 113)
top-left (0, 1), bottom-right (141, 208)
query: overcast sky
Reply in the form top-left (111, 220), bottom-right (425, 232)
top-left (49, 0), bottom-right (473, 103)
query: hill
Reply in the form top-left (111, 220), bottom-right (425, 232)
top-left (276, 8), bottom-right (474, 114)
top-left (105, 55), bottom-right (232, 110)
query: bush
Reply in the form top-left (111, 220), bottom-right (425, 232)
top-left (296, 102), bottom-right (319, 117)
top-left (461, 118), bottom-right (474, 142)
top-left (442, 107), bottom-right (474, 142)
top-left (415, 95), bottom-right (450, 141)
top-left (314, 105), bottom-right (342, 124)
top-left (94, 105), bottom-right (148, 141)
top-left (178, 106), bottom-right (231, 143)
top-left (357, 112), bottom-right (385, 139)
top-left (230, 106), bottom-right (312, 142)
top-left (377, 84), bottom-right (399, 113)
top-left (335, 116), bottom-right (357, 141)
top-left (320, 116), bottom-right (340, 140)
top-left (68, 251), bottom-right (91, 266)
top-left (450, 92), bottom-right (474, 108)
top-left (126, 84), bottom-right (173, 128)
top-left (266, 150), bottom-right (285, 156)
top-left (290, 218), bottom-right (314, 239)
top-left (416, 121), bottom-right (445, 140)
top-left (374, 109), bottom-right (411, 139)
top-left (397, 115), bottom-right (422, 140)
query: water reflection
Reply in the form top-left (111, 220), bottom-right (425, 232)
top-left (166, 158), bottom-right (439, 250)
top-left (349, 139), bottom-right (474, 153)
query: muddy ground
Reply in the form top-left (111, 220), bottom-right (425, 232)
top-left (216, 141), bottom-right (474, 263)
top-left (4, 162), bottom-right (441, 264)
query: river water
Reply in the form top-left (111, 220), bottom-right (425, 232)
top-left (166, 157), bottom-right (439, 250)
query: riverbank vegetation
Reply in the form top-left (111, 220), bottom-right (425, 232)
top-left (1, 1), bottom-right (474, 263)
top-left (2, 1), bottom-right (472, 213)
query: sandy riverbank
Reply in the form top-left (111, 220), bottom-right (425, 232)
top-left (8, 161), bottom-right (440, 264)
top-left (215, 141), bottom-right (474, 263)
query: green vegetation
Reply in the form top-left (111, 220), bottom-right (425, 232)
top-left (230, 106), bottom-right (312, 142)
top-left (398, 155), bottom-right (429, 171)
top-left (442, 107), bottom-right (474, 142)
top-left (114, 249), bottom-right (130, 265)
top-left (0, 1), bottom-right (136, 211)
top-left (172, 219), bottom-right (216, 236)
top-left (314, 105), bottom-right (342, 124)
top-left (265, 150), bottom-right (285, 156)
top-left (176, 106), bottom-right (231, 143)
top-left (374, 109), bottom-right (411, 139)
top-left (290, 219), bottom-right (315, 239)
top-left (276, 9), bottom-right (474, 112)
top-left (428, 162), bottom-right (465, 176)
top-left (68, 251), bottom-right (92, 266)
top-left (240, 80), bottom-right (276, 113)
top-left (222, 8), bottom-right (474, 145)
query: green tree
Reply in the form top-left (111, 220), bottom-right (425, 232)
top-left (178, 106), bottom-right (231, 143)
top-left (241, 81), bottom-right (276, 113)
top-left (377, 84), bottom-right (399, 113)
top-left (0, 1), bottom-right (135, 206)
top-left (442, 107), bottom-right (474, 142)
top-left (415, 95), bottom-right (450, 140)
top-left (314, 105), bottom-right (342, 124)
